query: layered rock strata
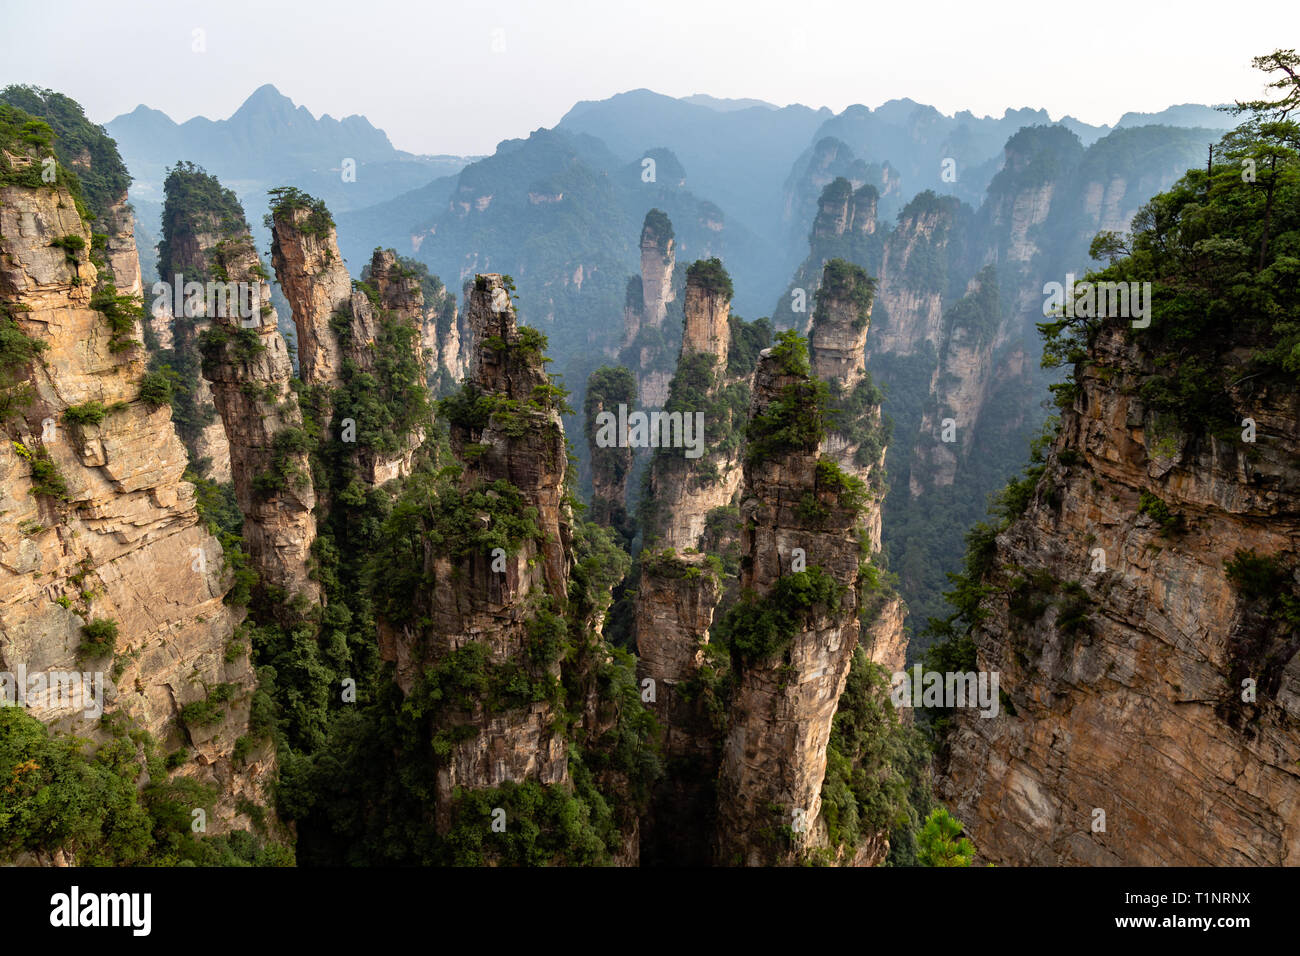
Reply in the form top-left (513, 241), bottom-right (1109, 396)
top-left (0, 147), bottom-right (272, 837)
top-left (713, 346), bottom-right (865, 865)
top-left (939, 325), bottom-right (1300, 865)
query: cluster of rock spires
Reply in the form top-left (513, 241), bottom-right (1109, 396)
top-left (2, 96), bottom-right (912, 862)
top-left (5, 85), bottom-right (1296, 870)
top-left (591, 201), bottom-right (911, 864)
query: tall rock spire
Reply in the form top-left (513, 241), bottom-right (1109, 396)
top-left (713, 333), bottom-right (866, 865)
top-left (159, 168), bottom-right (320, 609)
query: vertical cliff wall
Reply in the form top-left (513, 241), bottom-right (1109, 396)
top-left (268, 198), bottom-right (348, 389)
top-left (641, 259), bottom-right (748, 551)
top-left (380, 274), bottom-right (571, 812)
top-left (271, 201), bottom-right (430, 486)
top-left (713, 337), bottom-right (866, 865)
top-left (809, 259), bottom-right (905, 673)
top-left (620, 209), bottom-right (682, 408)
top-left (153, 170), bottom-right (237, 484)
top-left (584, 364), bottom-right (636, 540)
top-left (0, 131), bottom-right (273, 847)
top-left (935, 129), bottom-right (1300, 864)
top-left (151, 171), bottom-right (323, 612)
top-left (939, 324), bottom-right (1300, 865)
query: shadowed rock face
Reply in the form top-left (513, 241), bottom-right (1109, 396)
top-left (271, 216), bottom-right (426, 486)
top-left (194, 225), bottom-right (321, 610)
top-left (154, 200), bottom-right (234, 484)
top-left (939, 325), bottom-right (1300, 866)
top-left (379, 273), bottom-right (572, 821)
top-left (809, 264), bottom-right (872, 390)
top-left (351, 249), bottom-right (426, 485)
top-left (269, 206), bottom-right (349, 388)
top-left (713, 347), bottom-right (864, 866)
top-left (584, 368), bottom-right (635, 537)
top-left (809, 260), bottom-right (903, 673)
top-left (635, 550), bottom-right (722, 865)
top-left (0, 157), bottom-right (273, 839)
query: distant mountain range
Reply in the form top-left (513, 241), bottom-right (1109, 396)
top-left (105, 84), bottom-right (474, 214)
top-left (105, 83), bottom-right (1233, 457)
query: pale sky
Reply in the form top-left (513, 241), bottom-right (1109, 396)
top-left (2, 0), bottom-right (1292, 155)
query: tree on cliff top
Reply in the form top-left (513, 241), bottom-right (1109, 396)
top-left (0, 85), bottom-right (130, 220)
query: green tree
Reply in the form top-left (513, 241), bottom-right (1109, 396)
top-left (916, 807), bottom-right (975, 866)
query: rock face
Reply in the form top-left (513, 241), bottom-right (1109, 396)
top-left (809, 259), bottom-right (904, 672)
top-left (584, 366), bottom-right (636, 537)
top-left (154, 179), bottom-right (241, 485)
top-left (369, 248), bottom-right (423, 327)
top-left (426, 292), bottom-right (469, 387)
top-left (939, 325), bottom-right (1300, 865)
top-left (869, 193), bottom-right (969, 359)
top-left (635, 549), bottom-right (723, 865)
top-left (774, 176), bottom-right (884, 332)
top-left (380, 274), bottom-right (572, 816)
top-left (0, 156), bottom-right (272, 838)
top-left (680, 270), bottom-right (730, 368)
top-left (642, 262), bottom-right (744, 551)
top-left (620, 210), bottom-right (682, 409)
top-left (269, 205), bottom-right (349, 388)
top-left (98, 193), bottom-right (143, 301)
top-left (638, 210), bottom-right (676, 333)
top-left (908, 267), bottom-right (1003, 496)
top-left (810, 261), bottom-right (873, 390)
top-left (271, 210), bottom-right (426, 486)
top-left (714, 346), bottom-right (864, 866)
top-left (813, 176), bottom-right (877, 245)
top-left (350, 248), bottom-right (426, 484)
top-left (161, 178), bottom-right (321, 610)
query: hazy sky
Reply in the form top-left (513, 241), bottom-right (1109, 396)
top-left (2, 0), bottom-right (1291, 155)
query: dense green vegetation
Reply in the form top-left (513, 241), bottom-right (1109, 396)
top-left (332, 305), bottom-right (432, 455)
top-left (0, 86), bottom-right (130, 220)
top-left (89, 285), bottom-right (144, 353)
top-left (1040, 66), bottom-right (1300, 433)
top-left (159, 163), bottom-right (248, 273)
top-left (0, 303), bottom-right (47, 424)
top-left (78, 618), bottom-right (119, 657)
top-left (0, 708), bottom-right (290, 866)
top-left (714, 568), bottom-right (846, 664)
top-left (815, 257), bottom-right (876, 330)
top-left (727, 314), bottom-right (773, 378)
top-left (0, 101), bottom-right (93, 223)
top-left (12, 440), bottom-right (68, 500)
top-left (266, 185), bottom-right (336, 239)
top-left (915, 807), bottom-right (976, 866)
top-left (744, 330), bottom-right (828, 466)
top-left (641, 208), bottom-right (674, 259)
top-left (686, 257), bottom-right (734, 300)
top-left (819, 651), bottom-right (933, 862)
